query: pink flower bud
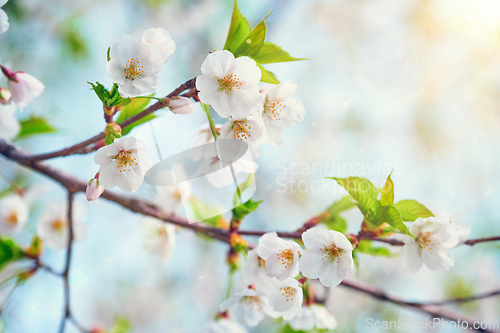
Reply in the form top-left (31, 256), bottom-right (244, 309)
top-left (168, 96), bottom-right (194, 115)
top-left (86, 179), bottom-right (103, 202)
top-left (1, 66), bottom-right (44, 110)
top-left (0, 87), bottom-right (11, 105)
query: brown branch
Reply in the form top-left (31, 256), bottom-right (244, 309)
top-left (13, 77), bottom-right (196, 162)
top-left (362, 236), bottom-right (500, 247)
top-left (340, 280), bottom-right (498, 333)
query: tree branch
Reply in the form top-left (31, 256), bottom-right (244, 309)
top-left (340, 280), bottom-right (498, 333)
top-left (361, 236), bottom-right (500, 247)
top-left (13, 77), bottom-right (197, 162)
top-left (58, 192), bottom-right (74, 333)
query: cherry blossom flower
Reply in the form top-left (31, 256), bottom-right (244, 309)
top-left (299, 227), bottom-right (354, 288)
top-left (219, 114), bottom-right (265, 159)
top-left (86, 178), bottom-right (103, 202)
top-left (107, 35), bottom-right (161, 98)
top-left (289, 304), bottom-right (337, 331)
top-left (0, 104), bottom-right (20, 141)
top-left (141, 28), bottom-right (176, 64)
top-left (94, 137), bottom-right (153, 192)
top-left (0, 194), bottom-right (28, 235)
top-left (0, 87), bottom-right (11, 104)
top-left (259, 82), bottom-right (305, 147)
top-left (37, 201), bottom-right (86, 250)
top-left (400, 216), bottom-right (462, 273)
top-left (268, 277), bottom-right (303, 320)
top-left (201, 318), bottom-right (248, 333)
top-left (256, 232), bottom-right (302, 280)
top-left (168, 96), bottom-right (195, 115)
top-left (196, 50), bottom-right (262, 118)
top-left (219, 287), bottom-right (278, 326)
top-left (141, 216), bottom-right (176, 264)
top-left (0, 0), bottom-right (9, 34)
top-left (241, 248), bottom-right (278, 295)
top-left (1, 66), bottom-right (44, 110)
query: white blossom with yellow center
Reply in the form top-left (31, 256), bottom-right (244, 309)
top-left (299, 227), bottom-right (354, 288)
top-left (400, 214), bottom-right (466, 273)
top-left (256, 232), bottom-right (302, 280)
top-left (219, 114), bottom-right (265, 159)
top-left (37, 201), bottom-right (86, 251)
top-left (196, 50), bottom-right (262, 118)
top-left (94, 137), bottom-right (153, 192)
top-left (219, 287), bottom-right (278, 327)
top-left (0, 194), bottom-right (28, 235)
top-left (107, 34), bottom-right (164, 98)
top-left (259, 81), bottom-right (305, 147)
top-left (269, 277), bottom-right (304, 320)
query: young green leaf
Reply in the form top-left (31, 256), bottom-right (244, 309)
top-left (232, 11), bottom-right (270, 57)
top-left (16, 116), bottom-right (57, 140)
top-left (232, 174), bottom-right (254, 207)
top-left (253, 42), bottom-right (307, 64)
top-left (115, 95), bottom-right (156, 135)
top-left (88, 81), bottom-right (111, 103)
top-left (0, 238), bottom-right (27, 271)
top-left (321, 214), bottom-right (348, 234)
top-left (107, 47), bottom-right (111, 62)
top-left (375, 206), bottom-right (412, 236)
top-left (380, 171), bottom-right (394, 206)
top-left (258, 64), bottom-right (280, 84)
top-left (328, 177), bottom-right (380, 217)
top-left (232, 198), bottom-right (262, 221)
top-left (189, 197), bottom-right (225, 228)
top-left (326, 195), bottom-right (356, 215)
top-left (394, 199), bottom-right (434, 221)
top-left (223, 0), bottom-right (252, 53)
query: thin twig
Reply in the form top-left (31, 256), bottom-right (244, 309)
top-left (340, 279), bottom-right (498, 333)
top-left (58, 192), bottom-right (74, 333)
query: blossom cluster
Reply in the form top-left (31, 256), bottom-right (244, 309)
top-left (218, 228), bottom-right (346, 329)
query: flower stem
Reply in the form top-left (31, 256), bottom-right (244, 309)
top-left (200, 103), bottom-right (218, 140)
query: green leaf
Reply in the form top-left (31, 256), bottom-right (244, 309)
top-left (253, 42), bottom-right (307, 64)
top-left (223, 0), bottom-right (252, 52)
top-left (321, 214), bottom-right (348, 234)
top-left (258, 64), bottom-right (280, 84)
top-left (107, 47), bottom-right (111, 62)
top-left (109, 317), bottom-right (131, 333)
top-left (115, 95), bottom-right (156, 135)
top-left (88, 81), bottom-right (110, 103)
top-left (189, 197), bottom-right (225, 228)
top-left (355, 240), bottom-right (392, 257)
top-left (232, 11), bottom-right (270, 57)
top-left (0, 238), bottom-right (27, 271)
top-left (380, 171), bottom-right (394, 206)
top-left (232, 199), bottom-right (262, 221)
top-left (375, 206), bottom-right (412, 236)
top-left (16, 116), bottom-right (57, 140)
top-left (394, 199), bottom-right (434, 222)
top-left (327, 177), bottom-right (380, 219)
top-left (326, 195), bottom-right (356, 215)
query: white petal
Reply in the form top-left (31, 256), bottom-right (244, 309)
top-left (200, 50), bottom-right (235, 77)
top-left (301, 227), bottom-right (331, 249)
top-left (298, 248), bottom-right (323, 279)
top-left (400, 241), bottom-right (423, 273)
top-left (232, 56), bottom-right (261, 84)
top-left (422, 247), bottom-right (454, 271)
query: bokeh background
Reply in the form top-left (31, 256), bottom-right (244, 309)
top-left (1, 0), bottom-right (500, 332)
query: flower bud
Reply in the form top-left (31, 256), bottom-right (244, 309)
top-left (0, 87), bottom-right (11, 105)
top-left (90, 327), bottom-right (106, 333)
top-left (25, 236), bottom-right (43, 258)
top-left (86, 178), bottom-right (104, 202)
top-left (104, 122), bottom-right (122, 145)
top-left (168, 96), bottom-right (195, 115)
